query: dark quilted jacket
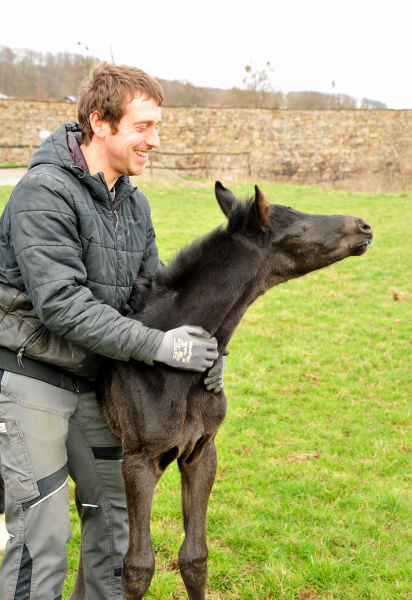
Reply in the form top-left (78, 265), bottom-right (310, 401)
top-left (0, 122), bottom-right (164, 379)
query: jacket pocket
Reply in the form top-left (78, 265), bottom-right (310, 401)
top-left (0, 421), bottom-right (39, 503)
top-left (17, 325), bottom-right (47, 367)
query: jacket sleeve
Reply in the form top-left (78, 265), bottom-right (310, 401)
top-left (5, 173), bottom-right (164, 365)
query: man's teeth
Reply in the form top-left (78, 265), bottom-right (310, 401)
top-left (135, 150), bottom-right (148, 157)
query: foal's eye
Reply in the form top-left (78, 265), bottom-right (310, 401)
top-left (294, 226), bottom-right (308, 239)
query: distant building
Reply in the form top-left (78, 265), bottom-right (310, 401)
top-left (63, 95), bottom-right (78, 103)
top-left (0, 93), bottom-right (9, 99)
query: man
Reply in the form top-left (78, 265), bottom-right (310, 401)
top-left (0, 62), bottom-right (224, 600)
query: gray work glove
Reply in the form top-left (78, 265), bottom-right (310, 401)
top-left (204, 355), bottom-right (226, 393)
top-left (154, 325), bottom-right (218, 372)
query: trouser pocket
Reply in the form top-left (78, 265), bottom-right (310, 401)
top-left (0, 420), bottom-right (39, 503)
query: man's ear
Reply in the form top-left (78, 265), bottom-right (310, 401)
top-left (89, 111), bottom-right (109, 139)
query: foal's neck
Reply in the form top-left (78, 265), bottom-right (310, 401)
top-left (173, 237), bottom-right (268, 350)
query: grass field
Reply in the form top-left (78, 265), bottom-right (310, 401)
top-left (0, 180), bottom-right (411, 599)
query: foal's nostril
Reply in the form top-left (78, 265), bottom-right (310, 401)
top-left (357, 218), bottom-right (372, 233)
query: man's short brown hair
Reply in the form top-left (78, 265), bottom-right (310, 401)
top-left (78, 61), bottom-right (164, 145)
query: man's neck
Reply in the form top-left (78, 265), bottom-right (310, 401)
top-left (80, 142), bottom-right (118, 190)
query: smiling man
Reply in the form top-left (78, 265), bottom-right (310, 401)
top-left (80, 93), bottom-right (161, 184)
top-left (0, 62), bottom-right (223, 600)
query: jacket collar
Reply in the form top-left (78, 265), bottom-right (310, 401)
top-left (29, 122), bottom-right (137, 210)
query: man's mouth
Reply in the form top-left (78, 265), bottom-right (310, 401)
top-left (134, 150), bottom-right (148, 157)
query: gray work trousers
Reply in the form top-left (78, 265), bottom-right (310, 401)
top-left (0, 370), bottom-right (128, 600)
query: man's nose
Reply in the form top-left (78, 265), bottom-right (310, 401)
top-left (147, 127), bottom-right (160, 149)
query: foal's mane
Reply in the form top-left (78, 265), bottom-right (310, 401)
top-left (156, 197), bottom-right (251, 290)
top-left (128, 198), bottom-right (252, 315)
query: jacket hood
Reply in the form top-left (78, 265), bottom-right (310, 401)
top-left (28, 122), bottom-right (136, 207)
top-left (29, 122), bottom-right (83, 172)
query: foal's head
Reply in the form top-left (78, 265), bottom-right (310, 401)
top-left (215, 181), bottom-right (373, 287)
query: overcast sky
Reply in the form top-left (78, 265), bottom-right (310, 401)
top-left (2, 0), bottom-right (411, 109)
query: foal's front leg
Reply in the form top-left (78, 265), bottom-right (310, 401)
top-left (121, 453), bottom-right (158, 600)
top-left (178, 438), bottom-right (217, 600)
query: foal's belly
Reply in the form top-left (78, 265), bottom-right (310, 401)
top-left (122, 388), bottom-right (227, 462)
top-left (99, 361), bottom-right (227, 460)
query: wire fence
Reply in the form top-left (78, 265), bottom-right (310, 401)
top-left (0, 145), bottom-right (41, 149)
top-left (148, 150), bottom-right (251, 179)
top-left (0, 146), bottom-right (251, 180)
top-left (0, 144), bottom-right (40, 169)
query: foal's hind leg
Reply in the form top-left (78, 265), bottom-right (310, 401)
top-left (178, 438), bottom-right (217, 600)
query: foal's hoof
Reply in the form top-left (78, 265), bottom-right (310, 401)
top-left (122, 564), bottom-right (154, 600)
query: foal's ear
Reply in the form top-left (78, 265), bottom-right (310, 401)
top-left (215, 181), bottom-right (239, 217)
top-left (245, 185), bottom-right (271, 231)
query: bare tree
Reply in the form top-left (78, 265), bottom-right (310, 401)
top-left (361, 97), bottom-right (387, 109)
top-left (286, 90), bottom-right (357, 109)
top-left (0, 45), bottom-right (100, 100)
top-left (240, 61), bottom-right (283, 108)
top-left (0, 46), bottom-right (388, 111)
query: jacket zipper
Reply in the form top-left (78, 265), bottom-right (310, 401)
top-left (112, 207), bottom-right (119, 308)
top-left (109, 181), bottom-right (134, 309)
top-left (17, 326), bottom-right (47, 368)
top-left (17, 328), bottom-right (82, 396)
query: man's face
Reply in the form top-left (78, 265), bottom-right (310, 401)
top-left (104, 95), bottom-right (161, 179)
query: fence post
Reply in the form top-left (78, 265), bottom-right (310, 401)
top-left (149, 153), bottom-right (153, 179)
top-left (248, 152), bottom-right (252, 177)
top-left (205, 153), bottom-right (208, 179)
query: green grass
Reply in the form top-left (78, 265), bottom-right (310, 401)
top-left (1, 180), bottom-right (411, 599)
top-left (0, 164), bottom-right (25, 169)
top-left (0, 186), bottom-right (13, 207)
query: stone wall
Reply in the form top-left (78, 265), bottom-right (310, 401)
top-left (0, 100), bottom-right (78, 167)
top-left (1, 98), bottom-right (411, 191)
